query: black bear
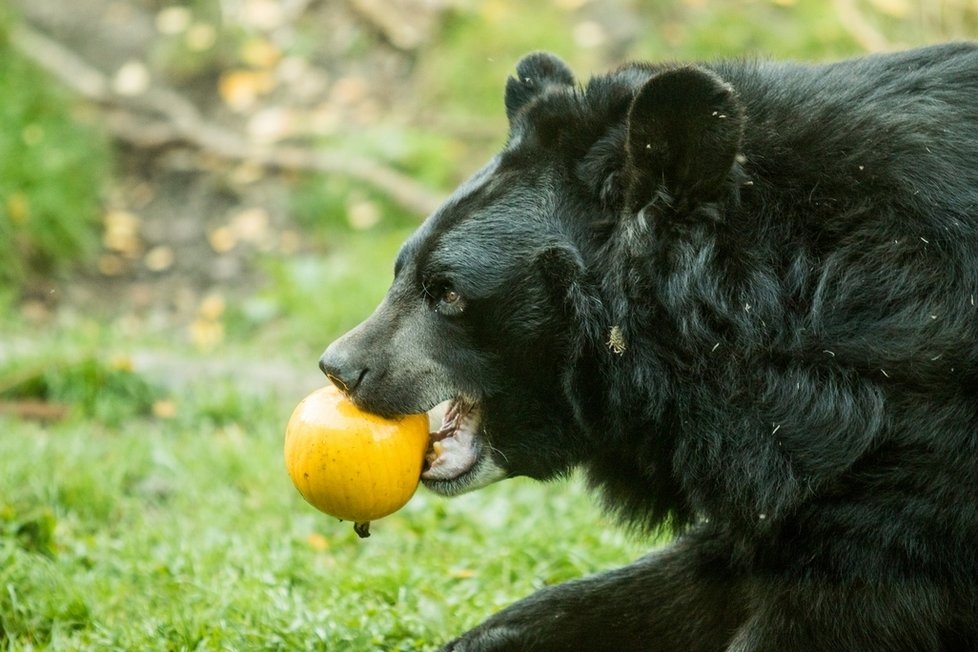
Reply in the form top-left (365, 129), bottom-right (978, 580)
top-left (320, 43), bottom-right (978, 651)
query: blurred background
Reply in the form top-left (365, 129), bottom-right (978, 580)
top-left (1, 1), bottom-right (976, 649)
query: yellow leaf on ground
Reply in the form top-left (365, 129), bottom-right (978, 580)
top-left (185, 23), bottom-right (217, 51)
top-left (330, 76), bottom-right (368, 107)
top-left (306, 533), bottom-right (330, 551)
top-left (152, 399), bottom-right (178, 419)
top-left (198, 294), bottom-right (226, 321)
top-left (347, 200), bottom-right (381, 230)
top-left (113, 60), bottom-right (150, 96)
top-left (218, 70), bottom-right (275, 111)
top-left (230, 207), bottom-right (271, 244)
top-left (98, 254), bottom-right (126, 276)
top-left (278, 230), bottom-right (301, 254)
top-left (6, 192), bottom-right (30, 224)
top-left (190, 318), bottom-right (224, 349)
top-left (144, 246), bottom-right (175, 272)
top-left (156, 6), bottom-right (191, 34)
top-left (244, 0), bottom-right (285, 30)
top-left (241, 37), bottom-right (281, 69)
top-left (208, 225), bottom-right (236, 253)
top-left (0, 400), bottom-right (69, 422)
top-left (247, 108), bottom-right (294, 143)
top-left (110, 355), bottom-right (134, 372)
top-left (103, 210), bottom-right (142, 256)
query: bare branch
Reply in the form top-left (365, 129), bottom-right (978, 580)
top-left (832, 0), bottom-right (892, 52)
top-left (10, 22), bottom-right (445, 217)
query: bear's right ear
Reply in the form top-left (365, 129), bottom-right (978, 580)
top-left (505, 52), bottom-right (575, 122)
top-left (623, 66), bottom-right (743, 210)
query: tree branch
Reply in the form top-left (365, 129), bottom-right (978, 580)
top-left (10, 22), bottom-right (445, 217)
top-left (832, 0), bottom-right (891, 52)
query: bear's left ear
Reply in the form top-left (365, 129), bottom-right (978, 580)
top-left (532, 242), bottom-right (600, 337)
top-left (623, 66), bottom-right (743, 210)
top-left (505, 52), bottom-right (576, 123)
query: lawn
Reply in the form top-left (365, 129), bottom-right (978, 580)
top-left (0, 266), bottom-right (649, 651)
top-left (0, 380), bottom-right (648, 650)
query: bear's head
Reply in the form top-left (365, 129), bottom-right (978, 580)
top-left (318, 53), bottom-right (745, 496)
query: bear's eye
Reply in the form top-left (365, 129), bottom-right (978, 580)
top-left (434, 285), bottom-right (465, 316)
top-left (421, 276), bottom-right (465, 314)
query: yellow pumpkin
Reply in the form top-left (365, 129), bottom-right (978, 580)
top-left (284, 385), bottom-right (429, 536)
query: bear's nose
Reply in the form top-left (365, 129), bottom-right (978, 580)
top-left (318, 344), bottom-right (367, 395)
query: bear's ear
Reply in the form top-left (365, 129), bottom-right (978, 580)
top-left (623, 66), bottom-right (743, 209)
top-left (533, 242), bottom-right (601, 337)
top-left (505, 52), bottom-right (576, 122)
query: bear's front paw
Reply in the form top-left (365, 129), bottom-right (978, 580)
top-left (438, 625), bottom-right (526, 652)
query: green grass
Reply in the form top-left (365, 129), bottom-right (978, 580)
top-left (0, 379), bottom-right (648, 650)
top-left (0, 37), bottom-right (109, 287)
top-left (1, 184), bottom-right (648, 647)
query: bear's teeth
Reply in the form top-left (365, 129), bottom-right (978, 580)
top-left (430, 426), bottom-right (455, 442)
top-left (431, 413), bottom-right (459, 441)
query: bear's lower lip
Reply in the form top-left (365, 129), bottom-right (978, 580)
top-left (421, 447), bottom-right (490, 494)
top-left (422, 399), bottom-right (481, 483)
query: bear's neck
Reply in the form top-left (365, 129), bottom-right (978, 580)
top-left (566, 299), bottom-right (694, 531)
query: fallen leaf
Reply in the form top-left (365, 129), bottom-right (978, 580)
top-left (152, 399), bottom-right (178, 419)
top-left (219, 70), bottom-right (276, 111)
top-left (103, 210), bottom-right (142, 256)
top-left (144, 246), bottom-right (175, 272)
top-left (113, 60), bottom-right (150, 96)
top-left (243, 0), bottom-right (285, 30)
top-left (240, 37), bottom-right (281, 69)
top-left (110, 355), bottom-right (134, 372)
top-left (278, 230), bottom-right (301, 255)
top-left (189, 318), bottom-right (224, 349)
top-left (207, 225), bottom-right (236, 253)
top-left (330, 76), bottom-right (369, 107)
top-left (98, 254), bottom-right (126, 276)
top-left (6, 192), bottom-right (30, 224)
top-left (230, 207), bottom-right (271, 244)
top-left (247, 108), bottom-right (294, 143)
top-left (0, 400), bottom-right (70, 422)
top-left (573, 20), bottom-right (606, 49)
top-left (229, 162), bottom-right (264, 186)
top-left (156, 6), bottom-right (192, 34)
top-left (198, 293), bottom-right (226, 321)
top-left (306, 532), bottom-right (330, 551)
top-left (185, 22), bottom-right (217, 51)
top-left (347, 200), bottom-right (381, 230)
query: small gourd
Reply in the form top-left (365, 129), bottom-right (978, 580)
top-left (284, 385), bottom-right (429, 537)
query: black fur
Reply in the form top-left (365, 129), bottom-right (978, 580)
top-left (320, 44), bottom-right (978, 651)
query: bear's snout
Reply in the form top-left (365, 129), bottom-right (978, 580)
top-left (319, 336), bottom-right (369, 396)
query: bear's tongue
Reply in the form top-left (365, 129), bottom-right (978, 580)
top-left (422, 400), bottom-right (480, 481)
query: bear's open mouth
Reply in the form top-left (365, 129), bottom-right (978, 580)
top-left (422, 398), bottom-right (482, 485)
